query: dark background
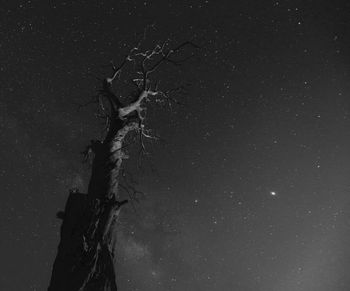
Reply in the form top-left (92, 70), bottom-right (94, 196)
top-left (1, 1), bottom-right (350, 290)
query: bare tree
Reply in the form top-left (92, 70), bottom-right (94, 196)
top-left (48, 37), bottom-right (199, 291)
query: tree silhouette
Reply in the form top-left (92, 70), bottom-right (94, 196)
top-left (48, 37), bottom-right (199, 291)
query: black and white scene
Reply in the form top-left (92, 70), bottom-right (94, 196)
top-left (1, 1), bottom-right (350, 290)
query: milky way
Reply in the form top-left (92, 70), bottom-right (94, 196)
top-left (1, 1), bottom-right (350, 290)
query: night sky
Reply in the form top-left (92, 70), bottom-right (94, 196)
top-left (1, 1), bottom-right (350, 290)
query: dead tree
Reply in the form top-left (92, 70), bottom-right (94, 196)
top-left (48, 39), bottom-right (199, 291)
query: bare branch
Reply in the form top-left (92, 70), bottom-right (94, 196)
top-left (146, 41), bottom-right (200, 74)
top-left (119, 168), bottom-right (145, 204)
top-left (106, 57), bottom-right (128, 85)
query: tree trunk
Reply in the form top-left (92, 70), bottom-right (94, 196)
top-left (48, 39), bottom-right (197, 291)
top-left (48, 119), bottom-right (137, 291)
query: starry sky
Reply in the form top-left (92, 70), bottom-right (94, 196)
top-left (1, 1), bottom-right (350, 290)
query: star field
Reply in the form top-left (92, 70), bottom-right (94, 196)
top-left (1, 1), bottom-right (350, 290)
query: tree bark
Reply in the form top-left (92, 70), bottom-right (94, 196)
top-left (48, 118), bottom-right (137, 291)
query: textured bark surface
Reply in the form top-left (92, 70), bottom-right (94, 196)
top-left (48, 120), bottom-right (133, 291)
